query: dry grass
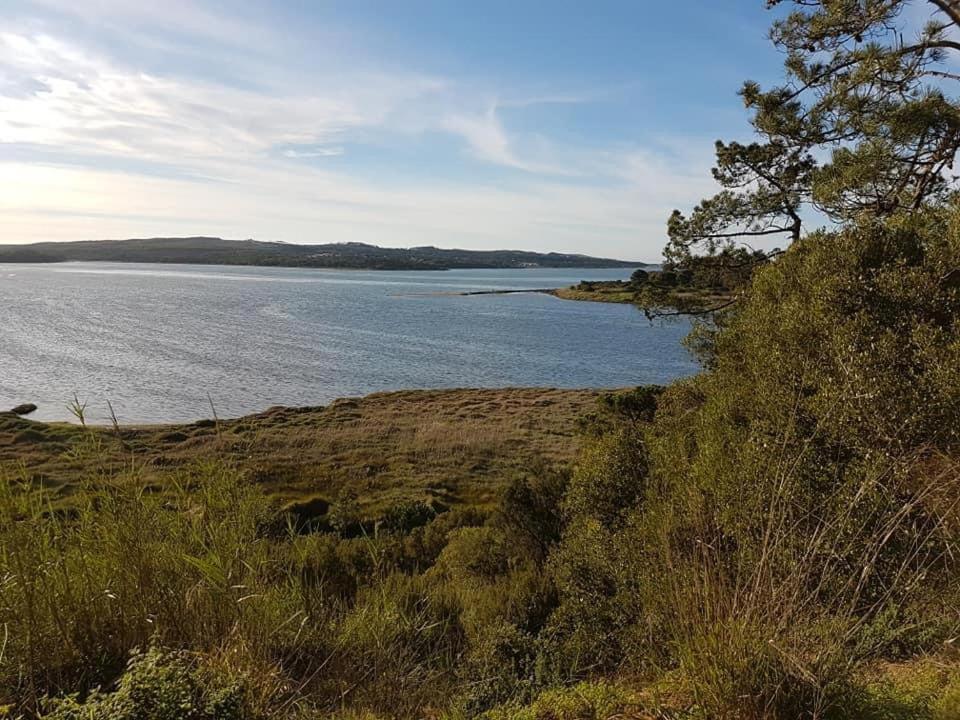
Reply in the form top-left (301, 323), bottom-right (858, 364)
top-left (550, 283), bottom-right (734, 307)
top-left (550, 286), bottom-right (638, 303)
top-left (0, 388), bottom-right (601, 514)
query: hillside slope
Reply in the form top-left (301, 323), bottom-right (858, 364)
top-left (0, 236), bottom-right (641, 270)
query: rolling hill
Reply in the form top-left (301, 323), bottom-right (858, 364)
top-left (0, 236), bottom-right (642, 270)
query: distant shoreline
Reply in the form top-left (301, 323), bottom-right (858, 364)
top-left (455, 286), bottom-right (634, 303)
top-left (0, 236), bottom-right (648, 272)
top-left (453, 281), bottom-right (737, 309)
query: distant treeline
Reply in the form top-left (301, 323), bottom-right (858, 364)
top-left (0, 236), bottom-right (641, 271)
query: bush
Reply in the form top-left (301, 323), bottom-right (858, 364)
top-left (455, 621), bottom-right (539, 716)
top-left (630, 268), bottom-right (649, 286)
top-left (540, 207), bottom-right (960, 711)
top-left (481, 680), bottom-right (642, 720)
top-left (381, 500), bottom-right (436, 534)
top-left (561, 426), bottom-right (647, 531)
top-left (656, 270), bottom-right (678, 286)
top-left (402, 506), bottom-right (487, 570)
top-left (435, 526), bottom-right (513, 582)
top-left (498, 468), bottom-right (569, 560)
top-left (41, 647), bottom-right (248, 720)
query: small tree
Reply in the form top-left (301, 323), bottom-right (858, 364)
top-left (630, 268), bottom-right (650, 286)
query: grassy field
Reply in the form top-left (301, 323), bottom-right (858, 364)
top-left (549, 286), bottom-right (638, 303)
top-left (0, 388), bottom-right (602, 515)
top-left (550, 281), bottom-right (734, 308)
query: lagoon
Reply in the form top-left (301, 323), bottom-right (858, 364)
top-left (0, 263), bottom-right (697, 423)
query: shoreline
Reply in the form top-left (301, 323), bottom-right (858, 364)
top-left (0, 387), bottom-right (611, 510)
top-left (454, 287), bottom-right (632, 302)
top-left (452, 282), bottom-right (737, 308)
top-left (2, 385), bottom-right (629, 429)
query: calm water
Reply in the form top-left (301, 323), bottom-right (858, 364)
top-left (0, 263), bottom-right (697, 423)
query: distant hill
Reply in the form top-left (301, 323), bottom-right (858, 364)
top-left (0, 237), bottom-right (642, 271)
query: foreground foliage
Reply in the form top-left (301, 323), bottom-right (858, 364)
top-left (3, 1), bottom-right (960, 716)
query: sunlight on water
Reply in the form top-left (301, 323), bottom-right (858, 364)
top-left (0, 263), bottom-right (696, 423)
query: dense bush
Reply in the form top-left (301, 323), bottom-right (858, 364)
top-left (41, 647), bottom-right (247, 720)
top-left (0, 452), bottom-right (568, 718)
top-left (543, 208), bottom-right (960, 716)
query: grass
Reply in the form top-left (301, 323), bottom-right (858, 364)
top-left (0, 385), bottom-right (632, 718)
top-left (480, 680), bottom-right (645, 720)
top-left (550, 286), bottom-right (638, 303)
top-left (549, 281), bottom-right (734, 308)
top-left (0, 388), bottom-right (601, 516)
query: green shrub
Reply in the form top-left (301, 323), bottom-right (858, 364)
top-left (578, 386), bottom-right (663, 437)
top-left (380, 500), bottom-right (436, 534)
top-left (284, 533), bottom-right (358, 604)
top-left (402, 506), bottom-right (487, 570)
top-left (630, 268), bottom-right (650, 286)
top-left (541, 208), bottom-right (960, 710)
top-left (455, 621), bottom-right (539, 716)
top-left (435, 526), bottom-right (513, 582)
top-left (561, 427), bottom-right (647, 531)
top-left (481, 680), bottom-right (642, 720)
top-left (40, 646), bottom-right (248, 720)
top-left (498, 468), bottom-right (569, 560)
top-left (328, 489), bottom-right (363, 536)
top-left (540, 518), bottom-right (637, 681)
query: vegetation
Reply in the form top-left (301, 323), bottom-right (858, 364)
top-left (551, 251), bottom-right (759, 314)
top-left (0, 388), bottom-right (599, 515)
top-left (665, 0), bottom-right (960, 294)
top-left (3, 1), bottom-right (960, 718)
top-left (0, 237), bottom-right (639, 271)
top-left (0, 388), bottom-right (630, 719)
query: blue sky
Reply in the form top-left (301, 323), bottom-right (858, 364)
top-left (0, 1), bottom-right (787, 261)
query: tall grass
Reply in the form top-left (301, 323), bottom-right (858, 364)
top-left (0, 443), bottom-right (476, 719)
top-left (0, 460), bottom-right (279, 712)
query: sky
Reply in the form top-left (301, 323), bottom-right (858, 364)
top-left (0, 1), bottom-right (789, 261)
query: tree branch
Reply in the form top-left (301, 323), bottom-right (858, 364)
top-left (777, 38), bottom-right (960, 106)
top-left (928, 0), bottom-right (960, 29)
top-left (689, 227), bottom-right (796, 240)
top-left (646, 297), bottom-right (739, 318)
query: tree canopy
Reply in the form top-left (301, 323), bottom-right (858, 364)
top-left (667, 0), bottom-right (960, 267)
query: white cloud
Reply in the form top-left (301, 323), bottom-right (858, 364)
top-left (440, 104), bottom-right (578, 175)
top-left (24, 0), bottom-right (279, 51)
top-left (282, 147), bottom-right (344, 159)
top-left (0, 148), bottom-right (718, 260)
top-left (0, 18), bottom-right (721, 260)
top-left (0, 31), bottom-right (444, 168)
top-left (441, 106), bottom-right (519, 168)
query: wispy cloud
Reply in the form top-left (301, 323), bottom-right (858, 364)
top-left (24, 0), bottom-right (280, 51)
top-left (0, 32), bottom-right (444, 170)
top-left (441, 105), bottom-right (526, 170)
top-left (0, 4), bottom-right (725, 260)
top-left (441, 104), bottom-right (579, 175)
top-left (282, 147), bottom-right (344, 159)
